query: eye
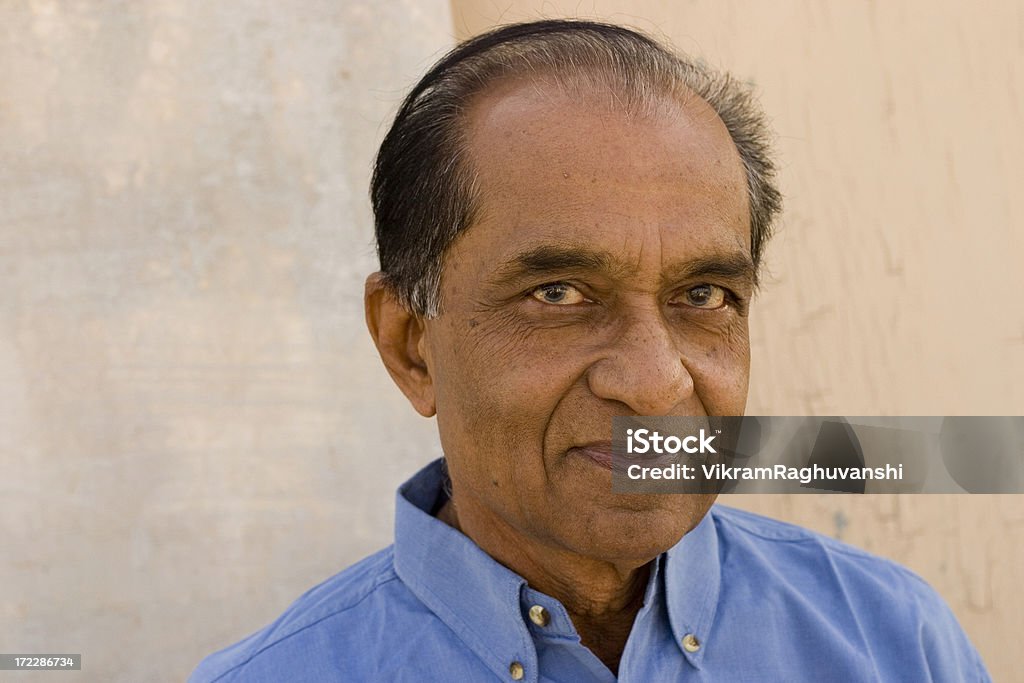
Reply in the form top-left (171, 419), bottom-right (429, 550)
top-left (530, 282), bottom-right (587, 305)
top-left (680, 284), bottom-right (727, 309)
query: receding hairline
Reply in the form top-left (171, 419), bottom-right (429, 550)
top-left (457, 63), bottom-right (739, 140)
top-left (455, 70), bottom-right (752, 233)
top-left (370, 20), bottom-right (781, 316)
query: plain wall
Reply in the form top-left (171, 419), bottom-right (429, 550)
top-left (1, 2), bottom-right (452, 681)
top-left (2, 1), bottom-right (1021, 681)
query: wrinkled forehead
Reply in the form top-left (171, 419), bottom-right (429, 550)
top-left (450, 76), bottom-right (751, 276)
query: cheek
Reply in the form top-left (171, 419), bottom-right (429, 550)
top-left (428, 312), bottom-right (580, 449)
top-left (681, 323), bottom-right (750, 412)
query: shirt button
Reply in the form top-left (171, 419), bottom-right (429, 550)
top-left (509, 661), bottom-right (525, 680)
top-left (528, 605), bottom-right (550, 627)
top-left (682, 633), bottom-right (701, 653)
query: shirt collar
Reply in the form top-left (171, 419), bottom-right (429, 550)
top-left (393, 459), bottom-right (537, 680)
top-left (392, 458), bottom-right (722, 673)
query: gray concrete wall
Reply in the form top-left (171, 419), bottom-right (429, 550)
top-left (2, 1), bottom-right (1021, 681)
top-left (1, 2), bottom-right (451, 681)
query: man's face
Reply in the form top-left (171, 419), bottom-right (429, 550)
top-left (419, 79), bottom-right (753, 562)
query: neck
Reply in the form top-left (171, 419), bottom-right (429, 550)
top-left (437, 497), bottom-right (653, 674)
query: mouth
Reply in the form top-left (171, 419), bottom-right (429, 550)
top-left (568, 442), bottom-right (615, 470)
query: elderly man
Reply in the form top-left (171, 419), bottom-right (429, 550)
top-left (192, 20), bottom-right (988, 682)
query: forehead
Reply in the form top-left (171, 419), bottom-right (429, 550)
top-left (454, 77), bottom-right (751, 272)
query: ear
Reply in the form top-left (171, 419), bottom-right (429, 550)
top-left (364, 272), bottom-right (436, 417)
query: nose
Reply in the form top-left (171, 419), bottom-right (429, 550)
top-left (586, 308), bottom-right (695, 415)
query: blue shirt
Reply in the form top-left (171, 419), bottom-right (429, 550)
top-left (191, 459), bottom-right (990, 682)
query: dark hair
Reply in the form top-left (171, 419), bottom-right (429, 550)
top-left (371, 19), bottom-right (782, 316)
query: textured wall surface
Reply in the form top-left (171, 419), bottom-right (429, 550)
top-left (1, 2), bottom-right (452, 681)
top-left (2, 0), bottom-right (1021, 681)
top-left (451, 2), bottom-right (1024, 680)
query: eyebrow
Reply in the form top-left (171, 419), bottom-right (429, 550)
top-left (487, 244), bottom-right (756, 289)
top-left (490, 244), bottom-right (624, 280)
top-left (661, 253), bottom-right (757, 287)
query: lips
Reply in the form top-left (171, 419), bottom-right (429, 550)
top-left (568, 442), bottom-right (615, 470)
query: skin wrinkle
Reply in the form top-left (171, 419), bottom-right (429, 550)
top-left (367, 75), bottom-right (752, 674)
top-left (512, 246), bottom-right (753, 303)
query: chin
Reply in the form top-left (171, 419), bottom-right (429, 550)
top-left (558, 497), bottom-right (714, 564)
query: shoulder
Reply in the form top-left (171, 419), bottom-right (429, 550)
top-left (189, 546), bottom-right (405, 683)
top-left (707, 505), bottom-right (990, 681)
top-left (709, 504), bottom-right (933, 596)
top-left (709, 504), bottom-right (947, 613)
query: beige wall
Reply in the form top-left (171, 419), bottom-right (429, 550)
top-left (1, 1), bottom-right (1020, 681)
top-left (452, 2), bottom-right (1024, 680)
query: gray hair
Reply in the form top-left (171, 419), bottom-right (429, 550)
top-left (371, 19), bottom-right (782, 317)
